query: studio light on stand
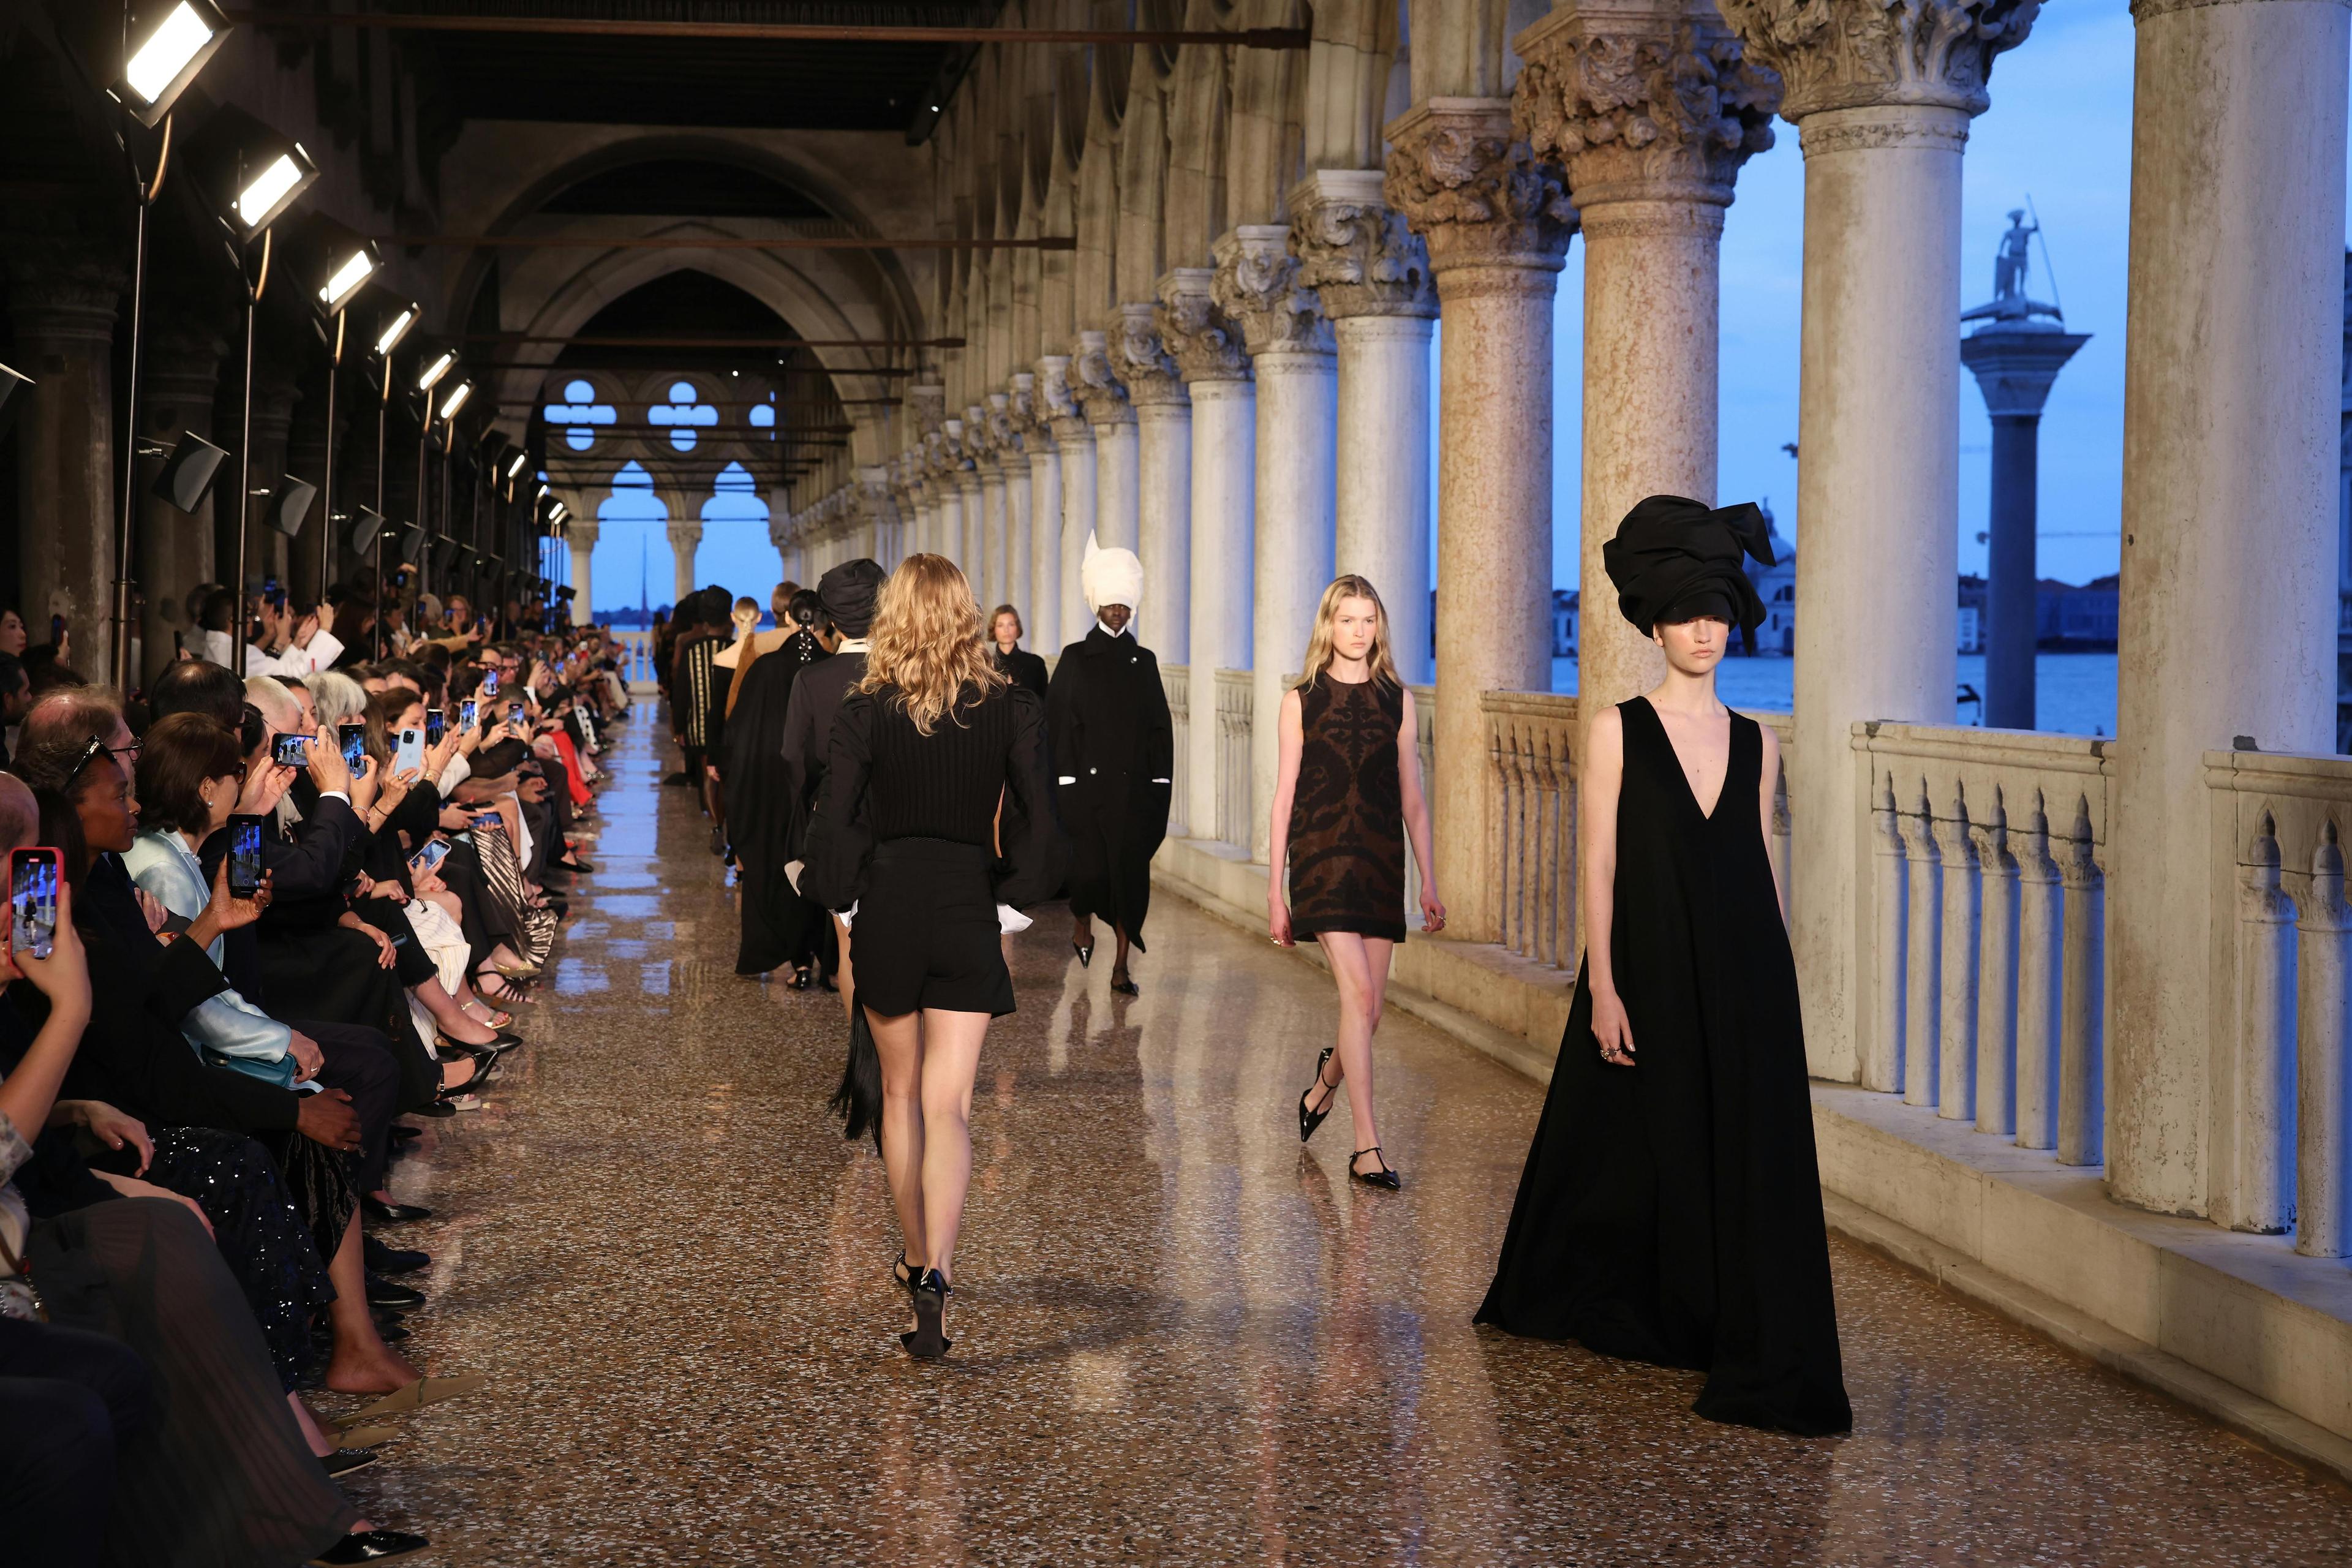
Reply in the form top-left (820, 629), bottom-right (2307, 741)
top-left (208, 121), bottom-right (318, 673)
top-left (105, 0), bottom-right (232, 688)
top-left (150, 432), bottom-right (228, 514)
top-left (368, 296), bottom-right (418, 657)
top-left (307, 222), bottom-right (379, 606)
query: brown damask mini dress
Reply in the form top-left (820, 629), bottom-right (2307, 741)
top-left (1286, 673), bottom-right (1406, 943)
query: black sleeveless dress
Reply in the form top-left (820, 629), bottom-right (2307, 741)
top-left (1475, 696), bottom-right (1850, 1438)
top-left (1286, 674), bottom-right (1406, 943)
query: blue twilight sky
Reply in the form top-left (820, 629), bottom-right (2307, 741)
top-left (595, 5), bottom-right (2331, 610)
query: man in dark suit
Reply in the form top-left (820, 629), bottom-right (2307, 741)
top-left (780, 558), bottom-right (886, 1014)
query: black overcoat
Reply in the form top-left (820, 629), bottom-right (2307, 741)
top-left (1045, 627), bottom-right (1173, 948)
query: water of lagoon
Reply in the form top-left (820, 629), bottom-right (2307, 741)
top-left (1547, 652), bottom-right (2120, 739)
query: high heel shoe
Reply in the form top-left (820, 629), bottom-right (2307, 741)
top-left (1297, 1047), bottom-right (1338, 1143)
top-left (1109, 967), bottom-right (1139, 997)
top-left (1349, 1147), bottom-right (1401, 1190)
top-left (902, 1268), bottom-right (953, 1360)
top-left (1072, 937), bottom-right (1093, 968)
top-left (489, 960), bottom-right (543, 981)
top-left (892, 1251), bottom-right (917, 1292)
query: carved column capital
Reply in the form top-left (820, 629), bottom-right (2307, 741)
top-left (1512, 9), bottom-right (1781, 214)
top-left (1008, 371), bottom-right (1054, 453)
top-left (984, 391), bottom-right (1020, 456)
top-left (562, 514), bottom-right (601, 550)
top-left (1072, 330), bottom-right (1136, 426)
top-left (2, 235), bottom-right (126, 346)
top-left (1716, 0), bottom-right (2038, 121)
top-left (906, 382), bottom-right (948, 437)
top-left (1112, 303), bottom-right (1188, 404)
top-left (1155, 267), bottom-right (1252, 385)
top-left (1038, 354), bottom-right (1091, 444)
top-left (1287, 170), bottom-right (1436, 321)
top-left (1212, 225), bottom-right (1335, 358)
top-left (1384, 97), bottom-right (1578, 276)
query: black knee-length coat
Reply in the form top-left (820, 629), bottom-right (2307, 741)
top-left (1046, 627), bottom-right (1173, 946)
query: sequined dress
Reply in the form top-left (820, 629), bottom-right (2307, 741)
top-left (1286, 674), bottom-right (1406, 943)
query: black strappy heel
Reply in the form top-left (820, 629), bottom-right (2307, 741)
top-left (1349, 1147), bottom-right (1401, 1190)
top-left (903, 1268), bottom-right (953, 1360)
top-left (892, 1251), bottom-right (914, 1292)
top-left (1298, 1047), bottom-right (1338, 1142)
top-left (1072, 937), bottom-right (1093, 968)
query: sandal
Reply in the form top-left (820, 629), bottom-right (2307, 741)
top-left (331, 1373), bottom-right (489, 1429)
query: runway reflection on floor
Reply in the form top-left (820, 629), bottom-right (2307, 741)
top-left (345, 714), bottom-right (2352, 1566)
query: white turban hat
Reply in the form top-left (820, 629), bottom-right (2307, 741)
top-left (1080, 530), bottom-right (1144, 617)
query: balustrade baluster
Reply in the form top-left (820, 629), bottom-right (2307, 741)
top-left (2056, 797), bottom-right (2105, 1167)
top-left (2014, 794), bottom-right (2063, 1150)
top-left (1868, 771), bottom-right (1904, 1094)
top-left (2231, 816), bottom-right (2296, 1232)
top-left (2296, 824), bottom-right (2351, 1257)
top-left (1899, 781), bottom-right (1942, 1107)
top-left (1936, 786), bottom-right (1981, 1121)
top-left (1973, 788), bottom-right (2019, 1136)
top-left (1506, 720), bottom-right (1532, 955)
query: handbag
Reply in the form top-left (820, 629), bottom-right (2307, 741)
top-left (0, 1200), bottom-right (45, 1322)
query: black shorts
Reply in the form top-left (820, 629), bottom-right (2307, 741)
top-left (852, 839), bottom-right (1016, 1018)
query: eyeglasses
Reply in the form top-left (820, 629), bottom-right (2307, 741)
top-left (64, 736), bottom-right (140, 790)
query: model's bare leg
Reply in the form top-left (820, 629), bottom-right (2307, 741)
top-left (865, 1006), bottom-right (929, 1271)
top-left (834, 914), bottom-right (857, 1025)
top-left (1316, 933), bottom-right (1390, 1170)
top-left (914, 1009), bottom-right (988, 1282)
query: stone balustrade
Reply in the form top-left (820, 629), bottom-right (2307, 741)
top-left (2204, 747), bottom-right (2352, 1256)
top-left (1161, 663), bottom-right (1189, 841)
top-left (1213, 669), bottom-right (1253, 851)
top-left (1856, 724), bottom-right (2112, 1168)
top-left (612, 630), bottom-right (659, 694)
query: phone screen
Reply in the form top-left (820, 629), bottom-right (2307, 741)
top-left (227, 816), bottom-right (265, 898)
top-left (459, 698), bottom-right (478, 730)
top-left (481, 671), bottom-right (499, 698)
top-left (338, 723), bottom-right (368, 775)
top-left (271, 733), bottom-right (308, 768)
top-left (10, 848), bottom-right (59, 960)
top-left (393, 727), bottom-right (424, 775)
top-left (409, 840), bottom-right (450, 873)
top-left (425, 708), bottom-right (445, 746)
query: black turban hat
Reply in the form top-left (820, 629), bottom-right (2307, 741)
top-left (818, 558), bottom-right (886, 638)
top-left (1602, 494), bottom-right (1776, 639)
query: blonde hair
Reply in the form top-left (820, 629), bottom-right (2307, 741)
top-left (1295, 575), bottom-right (1401, 692)
top-left (858, 553), bottom-right (1007, 734)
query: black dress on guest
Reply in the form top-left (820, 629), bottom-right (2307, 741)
top-left (802, 682), bottom-right (1064, 1017)
top-left (992, 644), bottom-right (1049, 701)
top-left (1286, 674), bottom-right (1406, 943)
top-left (1475, 696), bottom-right (1850, 1438)
top-left (722, 627), bottom-right (828, 974)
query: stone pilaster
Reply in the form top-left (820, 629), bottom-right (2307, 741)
top-left (1385, 96), bottom-right (1576, 938)
top-left (1215, 224), bottom-right (1338, 861)
top-left (565, 514), bottom-right (600, 625)
top-left (1718, 0), bottom-right (2036, 1084)
top-left (1515, 4), bottom-right (1780, 714)
top-left (969, 401), bottom-right (1009, 606)
top-left (666, 517), bottom-right (703, 608)
top-left (5, 238), bottom-right (126, 656)
top-left (1292, 169), bottom-right (1439, 685)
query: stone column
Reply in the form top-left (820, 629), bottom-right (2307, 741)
top-left (930, 429), bottom-right (967, 571)
top-left (856, 467), bottom-right (899, 576)
top-left (1517, 4), bottom-right (1780, 711)
top-left (1217, 225), bottom-right (1338, 861)
top-left (137, 324), bottom-right (228, 684)
top-left (2105, 0), bottom-right (2347, 1217)
top-left (1961, 322), bottom-right (2090, 729)
top-left (1042, 355), bottom-right (1095, 642)
top-left (953, 453), bottom-right (986, 584)
top-left (667, 518), bottom-right (703, 606)
top-left (567, 516), bottom-right (600, 625)
top-left (971, 400), bottom-right (1009, 606)
top-left (1291, 170), bottom-right (1438, 684)
top-left (1161, 267), bottom-right (1256, 846)
top-left (1387, 98), bottom-right (1577, 937)
top-left (1004, 377), bottom-right (1038, 632)
top-left (5, 245), bottom-right (125, 648)
top-left (1722, 0), bottom-right (2034, 1080)
top-left (1116, 303), bottom-right (1192, 662)
top-left (1076, 329), bottom-right (1140, 556)
top-left (1025, 400), bottom-right (1063, 651)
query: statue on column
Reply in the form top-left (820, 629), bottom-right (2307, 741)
top-left (1963, 211), bottom-right (2064, 326)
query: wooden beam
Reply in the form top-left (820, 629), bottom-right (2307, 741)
top-left (466, 334), bottom-right (960, 349)
top-left (379, 235), bottom-right (1074, 250)
top-left (227, 12), bottom-right (1311, 48)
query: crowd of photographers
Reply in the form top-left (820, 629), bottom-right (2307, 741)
top-left (0, 592), bottom-right (626, 1567)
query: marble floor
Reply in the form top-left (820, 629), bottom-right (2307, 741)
top-left (343, 713), bottom-right (2352, 1566)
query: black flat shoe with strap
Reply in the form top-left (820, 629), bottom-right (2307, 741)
top-left (1109, 967), bottom-right (1139, 997)
top-left (1349, 1147), bottom-right (1401, 1190)
top-left (1298, 1047), bottom-right (1338, 1143)
top-left (1072, 937), bottom-right (1093, 968)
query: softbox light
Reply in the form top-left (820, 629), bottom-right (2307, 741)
top-left (347, 507), bottom-right (386, 557)
top-left (266, 475), bottom-right (317, 538)
top-left (429, 535), bottom-right (460, 574)
top-left (398, 523), bottom-right (425, 565)
top-left (151, 432), bottom-right (229, 513)
top-left (0, 361), bottom-right (31, 434)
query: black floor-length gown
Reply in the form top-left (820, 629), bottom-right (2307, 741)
top-left (1476, 696), bottom-right (1851, 1438)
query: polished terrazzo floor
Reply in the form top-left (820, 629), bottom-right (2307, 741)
top-left (341, 713), bottom-right (2352, 1566)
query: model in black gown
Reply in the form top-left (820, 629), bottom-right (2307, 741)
top-left (719, 618), bottom-right (828, 977)
top-left (1476, 695), bottom-right (1850, 1437)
